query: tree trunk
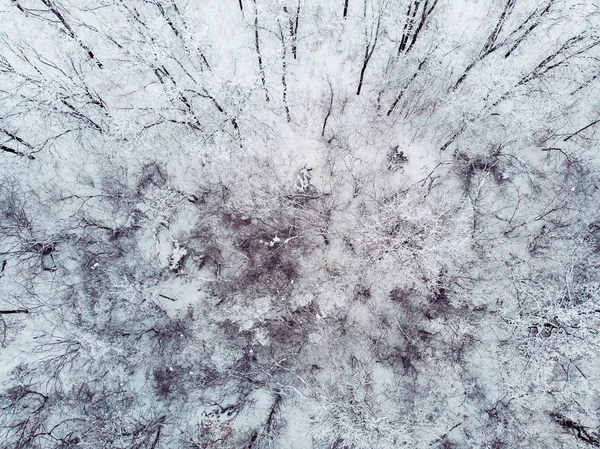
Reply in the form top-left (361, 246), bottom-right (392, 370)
top-left (253, 0), bottom-right (270, 102)
top-left (356, 59), bottom-right (368, 96)
top-left (0, 309), bottom-right (29, 315)
top-left (322, 83), bottom-right (334, 136)
top-left (279, 27), bottom-right (292, 122)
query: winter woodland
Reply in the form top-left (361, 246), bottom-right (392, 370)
top-left (1, 0), bottom-right (600, 447)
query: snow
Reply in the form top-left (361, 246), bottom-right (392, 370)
top-left (1, 0), bottom-right (600, 447)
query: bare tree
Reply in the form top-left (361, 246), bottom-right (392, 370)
top-left (11, 0), bottom-right (104, 68)
top-left (322, 81), bottom-right (334, 136)
top-left (356, 0), bottom-right (385, 96)
top-left (397, 0), bottom-right (437, 55)
top-left (491, 32), bottom-right (600, 106)
top-left (386, 58), bottom-right (426, 116)
top-left (283, 3), bottom-right (300, 60)
top-left (253, 0), bottom-right (270, 102)
top-left (564, 115), bottom-right (600, 142)
top-left (454, 0), bottom-right (556, 89)
top-left (278, 19), bottom-right (292, 122)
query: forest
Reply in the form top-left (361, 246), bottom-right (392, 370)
top-left (1, 0), bottom-right (600, 447)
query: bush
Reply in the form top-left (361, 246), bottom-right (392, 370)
top-left (153, 365), bottom-right (186, 399)
top-left (453, 150), bottom-right (505, 190)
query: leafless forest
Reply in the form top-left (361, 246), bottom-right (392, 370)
top-left (1, 0), bottom-right (600, 447)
